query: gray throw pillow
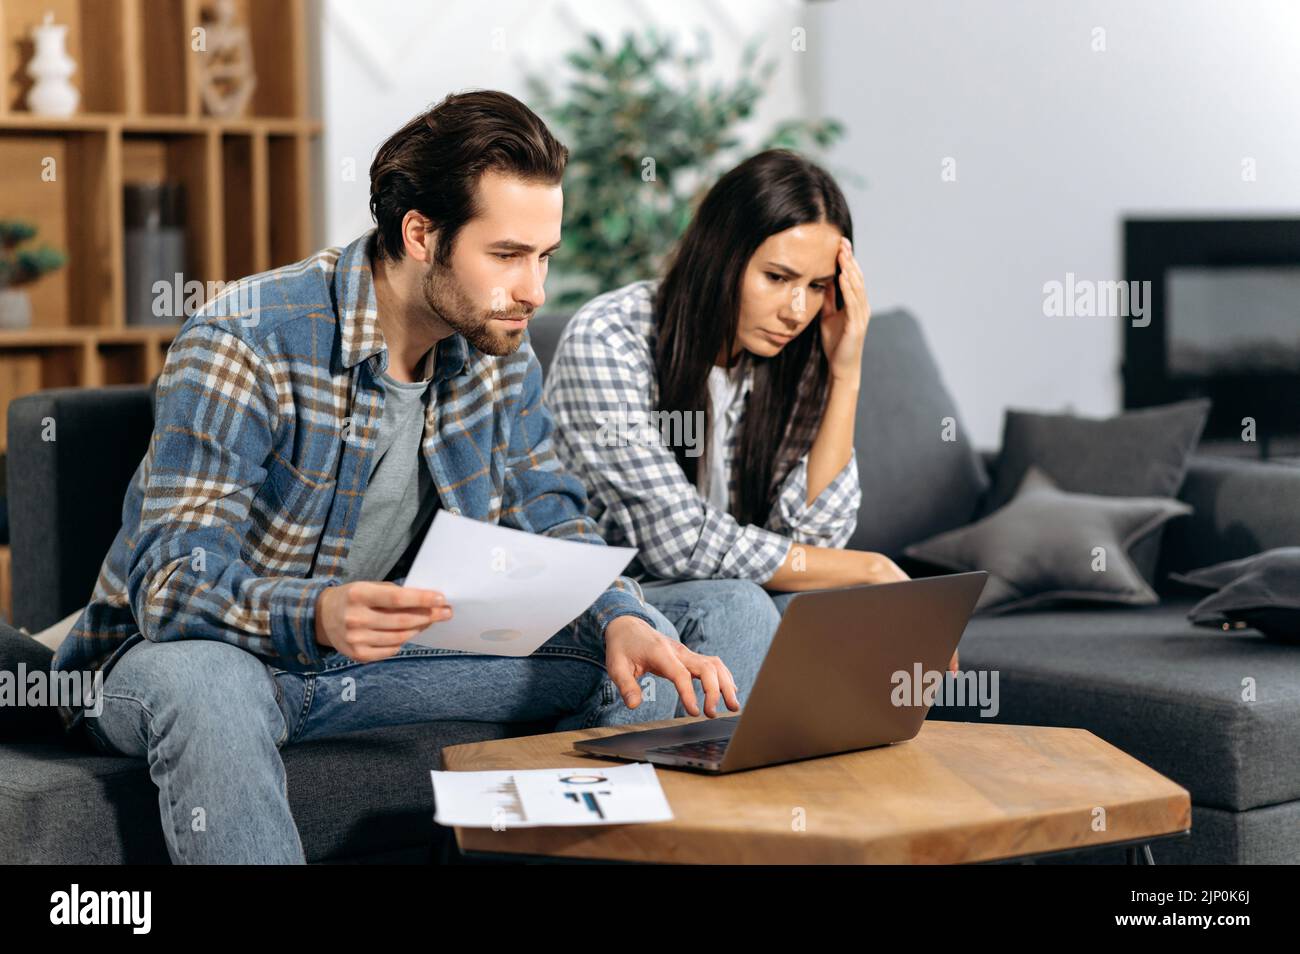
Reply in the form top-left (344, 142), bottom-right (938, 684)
top-left (905, 465), bottom-right (1192, 614)
top-left (1170, 547), bottom-right (1300, 644)
top-left (984, 399), bottom-right (1210, 583)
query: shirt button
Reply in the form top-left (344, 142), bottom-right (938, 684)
top-left (446, 507), bottom-right (460, 516)
top-left (297, 653), bottom-right (310, 665)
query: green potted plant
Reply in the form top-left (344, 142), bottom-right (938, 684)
top-left (526, 29), bottom-right (846, 309)
top-left (0, 220), bottom-right (67, 329)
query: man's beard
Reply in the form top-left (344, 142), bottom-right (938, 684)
top-left (421, 259), bottom-right (532, 357)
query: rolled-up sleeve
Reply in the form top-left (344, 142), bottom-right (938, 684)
top-left (766, 448), bottom-right (861, 548)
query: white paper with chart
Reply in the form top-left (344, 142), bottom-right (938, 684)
top-left (402, 510), bottom-right (637, 655)
top-left (430, 763), bottom-right (674, 827)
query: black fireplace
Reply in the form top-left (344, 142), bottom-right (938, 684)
top-left (1123, 218), bottom-right (1300, 458)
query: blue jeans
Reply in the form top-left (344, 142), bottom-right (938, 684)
top-left (80, 584), bottom-right (779, 864)
top-left (768, 591), bottom-right (799, 616)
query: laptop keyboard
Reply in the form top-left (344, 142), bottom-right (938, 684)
top-left (647, 738), bottom-right (731, 762)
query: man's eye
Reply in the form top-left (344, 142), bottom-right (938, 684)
top-left (494, 253), bottom-right (515, 261)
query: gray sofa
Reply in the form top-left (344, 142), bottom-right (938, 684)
top-left (3, 309), bottom-right (1298, 864)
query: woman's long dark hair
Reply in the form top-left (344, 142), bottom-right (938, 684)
top-left (654, 149), bottom-right (853, 527)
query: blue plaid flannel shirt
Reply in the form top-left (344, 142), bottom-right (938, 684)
top-left (543, 279), bottom-right (861, 583)
top-left (51, 230), bottom-right (656, 735)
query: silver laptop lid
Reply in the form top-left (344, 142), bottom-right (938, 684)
top-left (718, 571), bottom-right (988, 771)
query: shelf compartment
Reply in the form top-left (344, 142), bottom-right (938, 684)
top-left (121, 130), bottom-right (221, 321)
top-left (0, 129), bottom-right (115, 329)
top-left (220, 130), bottom-right (265, 279)
top-left (133, 0), bottom-right (189, 116)
top-left (96, 340), bottom-right (149, 384)
top-left (267, 133), bottom-right (307, 268)
top-left (246, 0), bottom-right (304, 118)
top-left (1, 0), bottom-right (130, 115)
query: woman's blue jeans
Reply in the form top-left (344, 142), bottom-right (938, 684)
top-left (80, 579), bottom-right (782, 863)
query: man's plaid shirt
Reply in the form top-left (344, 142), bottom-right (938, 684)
top-left (543, 279), bottom-right (861, 583)
top-left (51, 230), bottom-right (656, 734)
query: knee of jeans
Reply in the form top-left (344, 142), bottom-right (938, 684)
top-left (699, 579), bottom-right (782, 633)
top-left (112, 639), bottom-right (280, 729)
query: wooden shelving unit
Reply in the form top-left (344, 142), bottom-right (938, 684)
top-left (0, 0), bottom-right (320, 456)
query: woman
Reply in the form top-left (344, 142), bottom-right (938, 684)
top-left (545, 149), bottom-right (955, 673)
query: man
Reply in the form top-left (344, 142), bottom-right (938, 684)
top-left (51, 90), bottom-right (779, 864)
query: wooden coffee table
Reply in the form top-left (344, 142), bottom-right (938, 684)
top-left (440, 718), bottom-right (1191, 864)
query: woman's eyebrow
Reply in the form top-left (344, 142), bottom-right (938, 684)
top-left (763, 261), bottom-right (801, 277)
top-left (764, 261), bottom-right (835, 283)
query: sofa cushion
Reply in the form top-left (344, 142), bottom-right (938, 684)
top-left (848, 310), bottom-right (989, 557)
top-left (930, 598), bottom-right (1300, 812)
top-left (984, 399), bottom-right (1210, 583)
top-left (0, 624), bottom-right (61, 742)
top-left (0, 718), bottom-right (554, 863)
top-left (1173, 547), bottom-right (1300, 644)
top-left (6, 385), bottom-right (155, 633)
top-left (905, 466), bottom-right (1192, 613)
top-left (1159, 456), bottom-right (1300, 585)
top-left (527, 313), bottom-right (571, 374)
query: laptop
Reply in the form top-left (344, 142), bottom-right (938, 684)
top-left (575, 571), bottom-right (988, 774)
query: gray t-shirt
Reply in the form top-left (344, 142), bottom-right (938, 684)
top-left (341, 350), bottom-right (440, 584)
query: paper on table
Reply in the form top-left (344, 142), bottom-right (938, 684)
top-left (401, 510), bottom-right (637, 655)
top-left (430, 763), bottom-right (673, 828)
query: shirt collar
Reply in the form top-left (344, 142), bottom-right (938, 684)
top-left (335, 229), bottom-right (471, 382)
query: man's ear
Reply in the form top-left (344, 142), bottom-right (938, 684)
top-left (401, 211), bottom-right (436, 264)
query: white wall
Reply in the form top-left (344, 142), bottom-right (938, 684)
top-left (317, 0), bottom-right (811, 247)
top-left (313, 0), bottom-right (1300, 448)
top-left (808, 0), bottom-right (1300, 446)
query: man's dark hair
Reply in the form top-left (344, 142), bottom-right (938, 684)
top-left (369, 90), bottom-right (569, 264)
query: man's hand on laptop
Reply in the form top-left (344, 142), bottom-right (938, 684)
top-left (604, 615), bottom-right (740, 719)
top-left (315, 582), bottom-right (449, 662)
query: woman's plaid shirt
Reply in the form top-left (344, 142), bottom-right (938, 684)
top-left (51, 231), bottom-right (656, 735)
top-left (543, 280), bottom-right (861, 583)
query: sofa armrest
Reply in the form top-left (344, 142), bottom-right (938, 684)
top-left (1159, 454), bottom-right (1300, 578)
top-left (6, 385), bottom-right (154, 632)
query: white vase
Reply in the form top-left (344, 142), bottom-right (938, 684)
top-left (27, 14), bottom-right (80, 117)
top-left (0, 288), bottom-right (34, 329)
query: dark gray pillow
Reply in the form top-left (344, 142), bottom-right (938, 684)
top-left (1170, 547), bottom-right (1300, 644)
top-left (983, 399), bottom-right (1209, 582)
top-left (849, 310), bottom-right (989, 558)
top-left (904, 465), bottom-right (1192, 614)
top-left (0, 622), bottom-right (62, 741)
